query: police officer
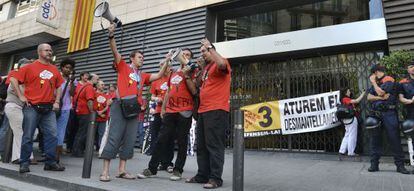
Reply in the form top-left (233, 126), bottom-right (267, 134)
top-left (398, 61), bottom-right (414, 174)
top-left (367, 64), bottom-right (409, 174)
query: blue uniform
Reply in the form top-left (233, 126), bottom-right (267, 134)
top-left (399, 77), bottom-right (414, 119)
top-left (368, 76), bottom-right (404, 167)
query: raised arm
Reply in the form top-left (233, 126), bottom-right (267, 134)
top-left (108, 23), bottom-right (122, 64)
top-left (350, 91), bottom-right (365, 104)
top-left (149, 53), bottom-right (170, 82)
top-left (201, 38), bottom-right (227, 70)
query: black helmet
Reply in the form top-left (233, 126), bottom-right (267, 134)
top-left (365, 116), bottom-right (381, 129)
top-left (401, 120), bottom-right (414, 134)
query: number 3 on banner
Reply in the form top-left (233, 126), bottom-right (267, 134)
top-left (258, 106), bottom-right (272, 128)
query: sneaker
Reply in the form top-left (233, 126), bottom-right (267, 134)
top-left (19, 165), bottom-right (30, 173)
top-left (368, 164), bottom-right (379, 172)
top-left (44, 163), bottom-right (65, 171)
top-left (170, 170), bottom-right (182, 181)
top-left (137, 169), bottom-right (155, 179)
top-left (167, 166), bottom-right (174, 173)
top-left (396, 166), bottom-right (410, 174)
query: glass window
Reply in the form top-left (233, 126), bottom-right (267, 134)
top-left (217, 0), bottom-right (381, 42)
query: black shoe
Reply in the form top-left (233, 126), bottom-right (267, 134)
top-left (44, 163), bottom-right (65, 171)
top-left (368, 164), bottom-right (379, 172)
top-left (12, 159), bottom-right (20, 165)
top-left (396, 166), bottom-right (410, 174)
top-left (19, 165), bottom-right (30, 173)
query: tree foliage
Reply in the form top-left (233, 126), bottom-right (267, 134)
top-left (380, 50), bottom-right (414, 80)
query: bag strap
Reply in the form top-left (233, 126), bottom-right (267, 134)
top-left (73, 84), bottom-right (88, 111)
top-left (59, 79), bottom-right (71, 109)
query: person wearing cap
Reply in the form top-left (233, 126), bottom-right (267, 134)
top-left (367, 64), bottom-right (409, 174)
top-left (398, 61), bottom-right (414, 174)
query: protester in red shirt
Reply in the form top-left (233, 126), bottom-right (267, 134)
top-left (339, 88), bottom-right (365, 157)
top-left (10, 43), bottom-right (65, 173)
top-left (71, 72), bottom-right (96, 157)
top-left (185, 39), bottom-right (231, 189)
top-left (99, 23), bottom-right (168, 182)
top-left (138, 48), bottom-right (196, 180)
top-left (145, 62), bottom-right (174, 170)
top-left (94, 80), bottom-right (112, 151)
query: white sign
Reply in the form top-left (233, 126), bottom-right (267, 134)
top-left (279, 91), bottom-right (341, 135)
top-left (215, 19), bottom-right (387, 59)
top-left (36, 0), bottom-right (60, 29)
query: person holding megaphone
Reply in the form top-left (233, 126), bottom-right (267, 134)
top-left (98, 23), bottom-right (168, 182)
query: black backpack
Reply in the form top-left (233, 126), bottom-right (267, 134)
top-left (335, 104), bottom-right (355, 121)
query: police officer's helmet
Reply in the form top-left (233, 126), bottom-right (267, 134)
top-left (401, 120), bottom-right (414, 135)
top-left (365, 116), bottom-right (381, 129)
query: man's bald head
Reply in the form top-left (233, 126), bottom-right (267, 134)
top-left (37, 43), bottom-right (53, 63)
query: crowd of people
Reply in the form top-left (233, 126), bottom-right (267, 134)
top-left (0, 22), bottom-right (231, 189)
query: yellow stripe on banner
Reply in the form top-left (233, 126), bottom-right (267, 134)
top-left (84, 0), bottom-right (96, 50)
top-left (68, 0), bottom-right (83, 53)
top-left (67, 0), bottom-right (80, 53)
top-left (74, 0), bottom-right (87, 52)
top-left (67, 0), bottom-right (96, 53)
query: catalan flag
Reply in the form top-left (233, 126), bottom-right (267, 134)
top-left (67, 0), bottom-right (96, 53)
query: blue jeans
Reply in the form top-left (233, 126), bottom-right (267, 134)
top-left (137, 121), bottom-right (144, 148)
top-left (56, 109), bottom-right (70, 146)
top-left (21, 106), bottom-right (58, 166)
top-left (0, 115), bottom-right (9, 154)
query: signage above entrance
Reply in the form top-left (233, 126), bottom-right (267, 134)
top-left (214, 18), bottom-right (387, 59)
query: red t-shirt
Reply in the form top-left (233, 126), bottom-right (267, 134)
top-left (113, 60), bottom-right (151, 105)
top-left (107, 92), bottom-right (116, 100)
top-left (198, 59), bottom-right (231, 113)
top-left (73, 82), bottom-right (95, 115)
top-left (150, 75), bottom-right (169, 113)
top-left (12, 60), bottom-right (64, 104)
top-left (94, 91), bottom-right (110, 122)
top-left (166, 71), bottom-right (194, 113)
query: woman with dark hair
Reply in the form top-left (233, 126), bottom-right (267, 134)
top-left (339, 88), bottom-right (365, 157)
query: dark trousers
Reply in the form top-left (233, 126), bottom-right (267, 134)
top-left (65, 110), bottom-right (77, 151)
top-left (72, 114), bottom-right (90, 156)
top-left (148, 113), bottom-right (174, 167)
top-left (195, 110), bottom-right (229, 185)
top-left (370, 110), bottom-right (405, 167)
top-left (148, 113), bottom-right (192, 174)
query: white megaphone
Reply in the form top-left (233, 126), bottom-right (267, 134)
top-left (94, 2), bottom-right (122, 28)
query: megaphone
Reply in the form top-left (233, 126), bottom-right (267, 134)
top-left (170, 48), bottom-right (198, 70)
top-left (94, 2), bottom-right (122, 28)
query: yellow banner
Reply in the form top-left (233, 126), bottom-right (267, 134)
top-left (241, 101), bottom-right (281, 133)
top-left (67, 0), bottom-right (96, 53)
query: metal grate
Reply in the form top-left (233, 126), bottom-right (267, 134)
top-left (228, 51), bottom-right (383, 153)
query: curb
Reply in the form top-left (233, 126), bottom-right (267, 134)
top-left (0, 166), bottom-right (107, 191)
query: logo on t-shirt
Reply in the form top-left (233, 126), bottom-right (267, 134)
top-left (160, 82), bottom-right (168, 90)
top-left (97, 95), bottom-right (106, 103)
top-left (39, 70), bottom-right (54, 79)
top-left (170, 75), bottom-right (183, 85)
top-left (129, 73), bottom-right (138, 82)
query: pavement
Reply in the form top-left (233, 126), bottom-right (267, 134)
top-left (1, 150), bottom-right (414, 191)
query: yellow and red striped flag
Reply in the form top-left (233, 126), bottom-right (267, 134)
top-left (67, 0), bottom-right (96, 53)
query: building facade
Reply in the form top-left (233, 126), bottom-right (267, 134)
top-left (1, 0), bottom-right (413, 154)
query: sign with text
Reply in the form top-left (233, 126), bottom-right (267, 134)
top-left (241, 91), bottom-right (341, 137)
top-left (36, 0), bottom-right (60, 29)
